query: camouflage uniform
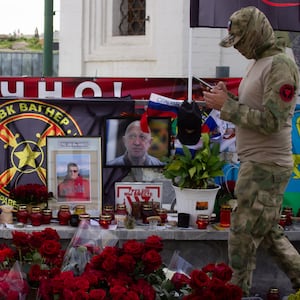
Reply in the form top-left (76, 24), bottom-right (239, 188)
top-left (219, 6), bottom-right (300, 296)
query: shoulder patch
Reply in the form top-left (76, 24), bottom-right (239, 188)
top-left (279, 84), bottom-right (294, 102)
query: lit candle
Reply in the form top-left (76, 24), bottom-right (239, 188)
top-left (99, 214), bottom-right (112, 229)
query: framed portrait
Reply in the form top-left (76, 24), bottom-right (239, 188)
top-left (46, 136), bottom-right (102, 217)
top-left (104, 116), bottom-right (171, 167)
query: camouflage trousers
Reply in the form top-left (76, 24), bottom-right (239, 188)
top-left (229, 161), bottom-right (300, 296)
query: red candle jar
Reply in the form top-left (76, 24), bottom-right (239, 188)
top-left (42, 209), bottom-right (52, 224)
top-left (30, 207), bottom-right (42, 226)
top-left (220, 204), bottom-right (231, 228)
top-left (282, 207), bottom-right (293, 226)
top-left (279, 214), bottom-right (287, 228)
top-left (16, 205), bottom-right (29, 224)
top-left (115, 203), bottom-right (128, 215)
top-left (196, 214), bottom-right (209, 229)
top-left (58, 205), bottom-right (71, 225)
top-left (103, 205), bottom-right (115, 220)
top-left (267, 288), bottom-right (280, 300)
top-left (99, 214), bottom-right (112, 229)
top-left (156, 208), bottom-right (168, 224)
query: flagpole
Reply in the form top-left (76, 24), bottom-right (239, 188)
top-left (188, 27), bottom-right (193, 103)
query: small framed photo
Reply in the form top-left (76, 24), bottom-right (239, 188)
top-left (46, 136), bottom-right (102, 217)
top-left (104, 116), bottom-right (171, 167)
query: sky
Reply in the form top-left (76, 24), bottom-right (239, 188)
top-left (0, 0), bottom-right (60, 35)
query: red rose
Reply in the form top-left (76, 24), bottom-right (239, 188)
top-left (202, 263), bottom-right (216, 274)
top-left (123, 291), bottom-right (140, 300)
top-left (39, 240), bottom-right (61, 258)
top-left (90, 246), bottom-right (118, 270)
top-left (73, 277), bottom-right (90, 291)
top-left (142, 249), bottom-right (162, 273)
top-left (52, 271), bottom-right (74, 293)
top-left (122, 240), bottom-right (145, 259)
top-left (73, 289), bottom-right (89, 300)
top-left (131, 279), bottom-right (156, 300)
top-left (109, 284), bottom-right (127, 298)
top-left (209, 278), bottom-right (229, 299)
top-left (171, 272), bottom-right (190, 291)
top-left (40, 228), bottom-right (60, 241)
top-left (102, 253), bottom-right (118, 272)
top-left (189, 269), bottom-right (210, 290)
top-left (213, 262), bottom-right (233, 282)
top-left (0, 246), bottom-right (14, 263)
top-left (108, 271), bottom-right (133, 287)
top-left (227, 283), bottom-right (243, 300)
top-left (144, 235), bottom-right (163, 252)
top-left (12, 231), bottom-right (30, 248)
top-left (89, 289), bottom-right (106, 300)
top-left (29, 232), bottom-right (44, 249)
top-left (29, 264), bottom-right (44, 282)
top-left (118, 254), bottom-right (136, 273)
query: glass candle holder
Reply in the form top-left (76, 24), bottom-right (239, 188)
top-left (196, 214), bottom-right (209, 229)
top-left (74, 205), bottom-right (86, 215)
top-left (156, 208), bottom-right (168, 224)
top-left (267, 288), bottom-right (280, 300)
top-left (99, 214), bottom-right (112, 229)
top-left (279, 214), bottom-right (287, 228)
top-left (282, 207), bottom-right (293, 226)
top-left (103, 205), bottom-right (115, 220)
top-left (30, 207), bottom-right (42, 226)
top-left (141, 203), bottom-right (154, 224)
top-left (16, 205), bottom-right (29, 224)
top-left (79, 213), bottom-right (90, 223)
top-left (58, 205), bottom-right (71, 225)
top-left (220, 204), bottom-right (231, 228)
top-left (115, 203), bottom-right (128, 215)
top-left (42, 208), bottom-right (52, 224)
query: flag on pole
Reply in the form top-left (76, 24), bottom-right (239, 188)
top-left (190, 0), bottom-right (300, 32)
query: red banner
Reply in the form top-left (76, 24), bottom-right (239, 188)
top-left (0, 77), bottom-right (241, 100)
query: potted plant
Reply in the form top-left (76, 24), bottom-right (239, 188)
top-left (163, 133), bottom-right (226, 226)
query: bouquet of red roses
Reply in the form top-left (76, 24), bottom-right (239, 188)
top-left (10, 183), bottom-right (49, 205)
top-left (171, 262), bottom-right (243, 300)
top-left (39, 235), bottom-right (166, 300)
top-left (11, 227), bottom-right (64, 287)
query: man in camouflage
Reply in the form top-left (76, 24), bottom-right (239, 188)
top-left (203, 6), bottom-right (300, 296)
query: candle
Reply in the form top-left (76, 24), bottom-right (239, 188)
top-left (99, 214), bottom-right (112, 229)
top-left (196, 214), bottom-right (209, 229)
top-left (156, 208), bottom-right (168, 224)
top-left (30, 207), bottom-right (43, 226)
top-left (42, 208), bottom-right (52, 224)
top-left (58, 205), bottom-right (71, 225)
top-left (16, 205), bottom-right (29, 224)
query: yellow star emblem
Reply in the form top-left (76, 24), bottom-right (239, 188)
top-left (14, 143), bottom-right (41, 169)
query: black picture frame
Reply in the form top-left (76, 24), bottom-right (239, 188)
top-left (104, 116), bottom-right (171, 167)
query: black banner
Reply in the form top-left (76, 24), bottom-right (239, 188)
top-left (190, 0), bottom-right (300, 32)
top-left (0, 97), bottom-right (135, 206)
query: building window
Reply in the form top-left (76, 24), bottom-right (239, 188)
top-left (114, 0), bottom-right (146, 36)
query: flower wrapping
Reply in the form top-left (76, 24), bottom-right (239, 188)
top-left (0, 261), bottom-right (29, 300)
top-left (61, 220), bottom-right (119, 276)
